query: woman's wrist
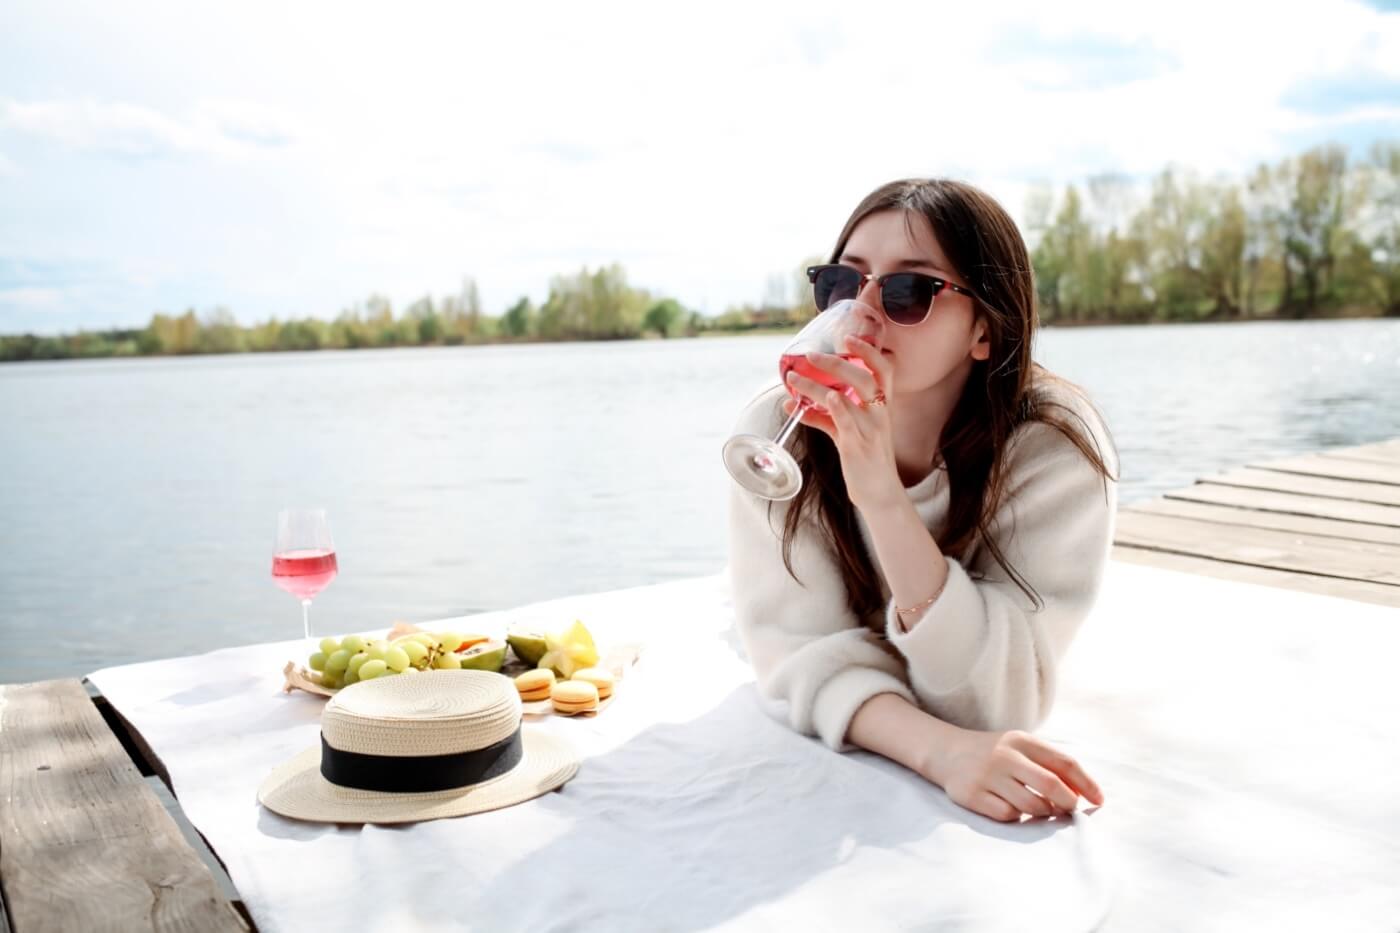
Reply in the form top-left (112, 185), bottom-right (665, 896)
top-left (847, 692), bottom-right (968, 788)
top-left (853, 475), bottom-right (911, 520)
top-left (913, 714), bottom-right (968, 788)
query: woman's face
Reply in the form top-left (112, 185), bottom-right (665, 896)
top-left (836, 208), bottom-right (989, 397)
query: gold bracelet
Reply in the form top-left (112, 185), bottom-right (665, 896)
top-left (895, 575), bottom-right (948, 617)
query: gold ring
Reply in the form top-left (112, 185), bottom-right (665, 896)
top-left (867, 392), bottom-right (887, 408)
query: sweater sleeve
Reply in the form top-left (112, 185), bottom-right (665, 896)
top-left (727, 386), bottom-right (917, 752)
top-left (882, 393), bottom-right (1119, 734)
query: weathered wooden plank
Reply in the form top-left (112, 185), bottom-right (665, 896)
top-left (90, 688), bottom-right (172, 788)
top-left (1249, 454), bottom-right (1400, 487)
top-left (1201, 468), bottom-right (1400, 507)
top-left (0, 680), bottom-right (248, 933)
top-left (1114, 510), bottom-right (1400, 586)
top-left (1112, 546), bottom-right (1400, 608)
top-left (1165, 483), bottom-right (1400, 527)
top-left (1123, 498), bottom-right (1400, 546)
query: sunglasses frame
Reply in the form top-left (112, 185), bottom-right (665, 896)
top-left (806, 263), bottom-right (978, 326)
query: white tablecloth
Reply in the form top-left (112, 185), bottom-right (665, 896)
top-left (88, 562), bottom-right (1400, 932)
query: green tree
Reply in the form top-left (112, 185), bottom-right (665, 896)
top-left (642, 298), bottom-right (685, 337)
top-left (500, 296), bottom-right (536, 338)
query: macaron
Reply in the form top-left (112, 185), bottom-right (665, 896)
top-left (571, 667), bottom-right (615, 701)
top-left (514, 668), bottom-right (556, 702)
top-left (551, 680), bottom-right (599, 715)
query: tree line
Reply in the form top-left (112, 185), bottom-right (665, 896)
top-left (2, 140), bottom-right (1396, 363)
top-left (1028, 140), bottom-right (1399, 322)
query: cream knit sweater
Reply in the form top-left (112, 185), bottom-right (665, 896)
top-left (727, 379), bottom-right (1119, 752)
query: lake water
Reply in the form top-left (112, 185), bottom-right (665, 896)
top-left (4, 319), bottom-right (1399, 682)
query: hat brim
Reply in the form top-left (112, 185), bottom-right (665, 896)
top-left (258, 728), bottom-right (579, 824)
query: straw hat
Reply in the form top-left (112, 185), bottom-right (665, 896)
top-left (259, 669), bottom-right (579, 824)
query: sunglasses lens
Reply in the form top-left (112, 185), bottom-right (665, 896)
top-left (814, 266), bottom-right (861, 311)
top-left (882, 273), bottom-right (936, 325)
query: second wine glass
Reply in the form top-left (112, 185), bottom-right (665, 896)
top-left (271, 508), bottom-right (339, 648)
top-left (722, 298), bottom-right (885, 501)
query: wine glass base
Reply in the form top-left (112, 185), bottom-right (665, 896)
top-left (722, 434), bottom-right (803, 501)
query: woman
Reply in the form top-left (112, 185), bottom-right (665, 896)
top-left (728, 178), bottom-right (1119, 823)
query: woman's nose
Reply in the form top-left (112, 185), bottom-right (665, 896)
top-left (857, 274), bottom-right (882, 309)
top-left (847, 298), bottom-right (885, 340)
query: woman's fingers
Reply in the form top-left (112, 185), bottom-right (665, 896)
top-left (841, 334), bottom-right (894, 394)
top-left (784, 370), bottom-right (830, 408)
top-left (993, 776), bottom-right (1057, 819)
top-left (1012, 758), bottom-right (1081, 813)
top-left (802, 351), bottom-right (879, 403)
top-left (975, 791), bottom-right (1021, 823)
top-left (781, 396), bottom-right (835, 438)
top-left (1017, 738), bottom-right (1105, 806)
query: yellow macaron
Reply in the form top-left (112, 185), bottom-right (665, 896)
top-left (551, 680), bottom-right (599, 715)
top-left (515, 668), bottom-right (556, 702)
top-left (570, 667), bottom-right (615, 701)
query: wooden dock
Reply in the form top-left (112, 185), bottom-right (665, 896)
top-left (1114, 438), bottom-right (1400, 608)
top-left (2, 437), bottom-right (1397, 932)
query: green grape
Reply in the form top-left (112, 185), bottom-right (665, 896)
top-left (438, 632), bottom-right (465, 652)
top-left (407, 632), bottom-right (439, 648)
top-left (400, 641), bottom-right (429, 666)
top-left (308, 651), bottom-right (328, 672)
top-left (319, 637), bottom-right (340, 656)
top-left (366, 641), bottom-right (389, 662)
top-left (385, 646), bottom-right (411, 673)
top-left (402, 667), bottom-right (419, 674)
top-left (341, 635), bottom-right (366, 654)
top-left (359, 659), bottom-right (388, 680)
top-left (326, 649), bottom-right (352, 674)
top-left (342, 670), bottom-right (359, 685)
top-left (433, 652), bottom-right (462, 670)
top-left (347, 652), bottom-right (370, 675)
top-left (320, 672), bottom-right (341, 690)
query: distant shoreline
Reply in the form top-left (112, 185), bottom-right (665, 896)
top-left (3, 310), bottom-right (1396, 365)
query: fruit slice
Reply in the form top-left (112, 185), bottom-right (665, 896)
top-left (506, 631), bottom-right (549, 667)
top-left (556, 620), bottom-right (599, 668)
top-left (457, 639), bottom-right (508, 673)
top-left (537, 648), bottom-right (580, 680)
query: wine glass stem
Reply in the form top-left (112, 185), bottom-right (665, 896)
top-left (772, 402), bottom-right (810, 450)
top-left (301, 599), bottom-right (312, 643)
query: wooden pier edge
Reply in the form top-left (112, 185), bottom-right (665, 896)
top-left (0, 679), bottom-right (250, 933)
top-left (1113, 437), bottom-right (1400, 608)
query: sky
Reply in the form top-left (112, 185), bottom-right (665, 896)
top-left (2, 0), bottom-right (1398, 335)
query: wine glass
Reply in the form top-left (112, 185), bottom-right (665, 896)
top-left (271, 508), bottom-right (339, 648)
top-left (722, 298), bottom-right (885, 500)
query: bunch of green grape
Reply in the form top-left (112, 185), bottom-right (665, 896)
top-left (308, 632), bottom-right (472, 689)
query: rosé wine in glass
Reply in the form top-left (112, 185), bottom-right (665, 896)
top-left (778, 352), bottom-right (873, 414)
top-left (273, 508), bottom-right (336, 647)
top-left (271, 548), bottom-right (339, 601)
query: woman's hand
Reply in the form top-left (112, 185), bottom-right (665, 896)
top-left (782, 334), bottom-right (904, 514)
top-left (931, 728), bottom-right (1106, 823)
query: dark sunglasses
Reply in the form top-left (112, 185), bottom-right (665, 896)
top-left (806, 263), bottom-right (977, 326)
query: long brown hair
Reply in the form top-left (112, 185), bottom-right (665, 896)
top-left (773, 178), bottom-right (1117, 619)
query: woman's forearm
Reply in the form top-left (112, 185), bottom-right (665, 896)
top-left (860, 495), bottom-right (949, 631)
top-left (846, 691), bottom-right (965, 786)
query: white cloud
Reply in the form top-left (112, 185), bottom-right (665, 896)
top-left (0, 98), bottom-right (297, 159)
top-left (0, 286), bottom-right (64, 309)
